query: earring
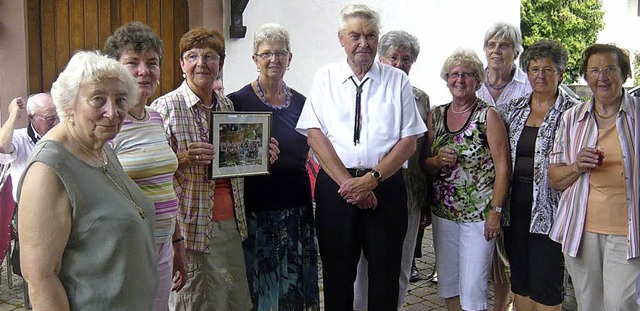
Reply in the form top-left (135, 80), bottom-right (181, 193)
top-left (182, 73), bottom-right (186, 79)
top-left (256, 68), bottom-right (261, 73)
top-left (287, 66), bottom-right (290, 71)
top-left (68, 116), bottom-right (74, 126)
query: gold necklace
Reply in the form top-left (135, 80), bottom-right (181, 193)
top-left (103, 167), bottom-right (147, 219)
top-left (68, 126), bottom-right (147, 219)
top-left (594, 107), bottom-right (617, 119)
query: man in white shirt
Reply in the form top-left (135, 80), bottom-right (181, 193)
top-left (296, 4), bottom-right (427, 310)
top-left (0, 93), bottom-right (59, 202)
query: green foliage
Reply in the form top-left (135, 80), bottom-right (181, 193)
top-left (521, 0), bottom-right (605, 83)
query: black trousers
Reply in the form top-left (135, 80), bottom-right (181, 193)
top-left (315, 169), bottom-right (407, 311)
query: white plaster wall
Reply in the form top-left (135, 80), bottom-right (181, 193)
top-left (223, 0), bottom-right (521, 106)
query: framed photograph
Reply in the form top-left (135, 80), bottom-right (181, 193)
top-left (209, 111), bottom-right (272, 179)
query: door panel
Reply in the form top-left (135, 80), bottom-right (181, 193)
top-left (27, 0), bottom-right (189, 102)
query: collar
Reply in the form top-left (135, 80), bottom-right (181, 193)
top-left (27, 122), bottom-right (42, 144)
top-left (575, 89), bottom-right (635, 123)
top-left (339, 60), bottom-right (382, 85)
top-left (179, 80), bottom-right (202, 109)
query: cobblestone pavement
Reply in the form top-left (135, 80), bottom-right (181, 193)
top-left (0, 227), bottom-right (577, 310)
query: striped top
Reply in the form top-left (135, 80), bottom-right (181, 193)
top-left (111, 108), bottom-right (179, 244)
top-left (549, 92), bottom-right (639, 259)
top-left (151, 81), bottom-right (247, 253)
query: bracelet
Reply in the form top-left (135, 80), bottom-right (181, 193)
top-left (172, 237), bottom-right (185, 244)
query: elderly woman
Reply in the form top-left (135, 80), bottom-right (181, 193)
top-left (423, 48), bottom-right (510, 311)
top-left (499, 39), bottom-right (579, 311)
top-left (151, 27), bottom-right (277, 310)
top-left (353, 29), bottom-right (430, 310)
top-left (103, 21), bottom-right (187, 311)
top-left (477, 22), bottom-right (532, 108)
top-left (17, 51), bottom-right (157, 310)
top-left (227, 23), bottom-right (319, 311)
top-left (476, 22), bottom-right (532, 310)
top-left (548, 43), bottom-right (640, 310)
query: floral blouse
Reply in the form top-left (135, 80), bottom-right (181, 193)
top-left (499, 87), bottom-right (579, 234)
top-left (431, 99), bottom-right (495, 223)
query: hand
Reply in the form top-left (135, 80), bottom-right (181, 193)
top-left (573, 147), bottom-right (599, 173)
top-left (8, 97), bottom-right (26, 121)
top-left (355, 192), bottom-right (378, 209)
top-left (186, 142), bottom-right (215, 166)
top-left (338, 175), bottom-right (377, 204)
top-left (437, 147), bottom-right (457, 168)
top-left (268, 137), bottom-right (280, 164)
top-left (171, 241), bottom-right (188, 292)
top-left (484, 210), bottom-right (501, 241)
top-left (419, 207), bottom-right (431, 230)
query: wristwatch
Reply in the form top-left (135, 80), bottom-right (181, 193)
top-left (492, 206), bottom-right (503, 213)
top-left (370, 170), bottom-right (382, 184)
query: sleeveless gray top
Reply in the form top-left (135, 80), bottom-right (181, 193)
top-left (18, 140), bottom-right (157, 310)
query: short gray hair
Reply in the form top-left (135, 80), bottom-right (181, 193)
top-left (520, 39), bottom-right (569, 73)
top-left (51, 51), bottom-right (137, 120)
top-left (483, 22), bottom-right (524, 57)
top-left (338, 4), bottom-right (380, 34)
top-left (440, 48), bottom-right (486, 84)
top-left (26, 93), bottom-right (53, 116)
top-left (253, 23), bottom-right (291, 55)
top-left (378, 30), bottom-right (420, 62)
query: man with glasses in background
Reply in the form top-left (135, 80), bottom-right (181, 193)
top-left (0, 93), bottom-right (59, 203)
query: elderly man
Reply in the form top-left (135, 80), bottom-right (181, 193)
top-left (296, 4), bottom-right (427, 310)
top-left (0, 94), bottom-right (58, 202)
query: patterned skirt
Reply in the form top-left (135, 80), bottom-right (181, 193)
top-left (242, 205), bottom-right (320, 311)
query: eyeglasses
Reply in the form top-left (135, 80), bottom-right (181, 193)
top-left (256, 51), bottom-right (289, 60)
top-left (486, 41), bottom-right (513, 51)
top-left (447, 72), bottom-right (475, 80)
top-left (529, 67), bottom-right (558, 76)
top-left (183, 52), bottom-right (220, 64)
top-left (587, 66), bottom-right (619, 78)
top-left (386, 55), bottom-right (413, 67)
top-left (33, 114), bottom-right (59, 124)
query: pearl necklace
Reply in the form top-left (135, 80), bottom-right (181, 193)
top-left (256, 77), bottom-right (291, 110)
top-left (449, 101), bottom-right (477, 114)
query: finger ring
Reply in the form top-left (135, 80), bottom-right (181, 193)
top-left (195, 155), bottom-right (200, 160)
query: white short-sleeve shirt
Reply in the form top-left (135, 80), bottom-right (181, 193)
top-left (296, 61), bottom-right (427, 169)
top-left (0, 127), bottom-right (37, 201)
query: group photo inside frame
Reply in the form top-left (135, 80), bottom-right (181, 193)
top-left (209, 111), bottom-right (272, 179)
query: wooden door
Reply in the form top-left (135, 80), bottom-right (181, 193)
top-left (27, 0), bottom-right (189, 102)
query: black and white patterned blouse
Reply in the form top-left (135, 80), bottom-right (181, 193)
top-left (499, 87), bottom-right (580, 234)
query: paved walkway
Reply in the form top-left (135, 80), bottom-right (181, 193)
top-left (0, 227), bottom-right (577, 310)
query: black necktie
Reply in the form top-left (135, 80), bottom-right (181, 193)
top-left (349, 76), bottom-right (370, 145)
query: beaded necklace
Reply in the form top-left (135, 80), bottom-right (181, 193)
top-left (256, 77), bottom-right (291, 110)
top-left (127, 108), bottom-right (148, 122)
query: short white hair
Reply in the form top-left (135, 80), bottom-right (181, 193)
top-left (51, 50), bottom-right (137, 120)
top-left (253, 23), bottom-right (291, 54)
top-left (26, 93), bottom-right (54, 116)
top-left (338, 4), bottom-right (380, 34)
